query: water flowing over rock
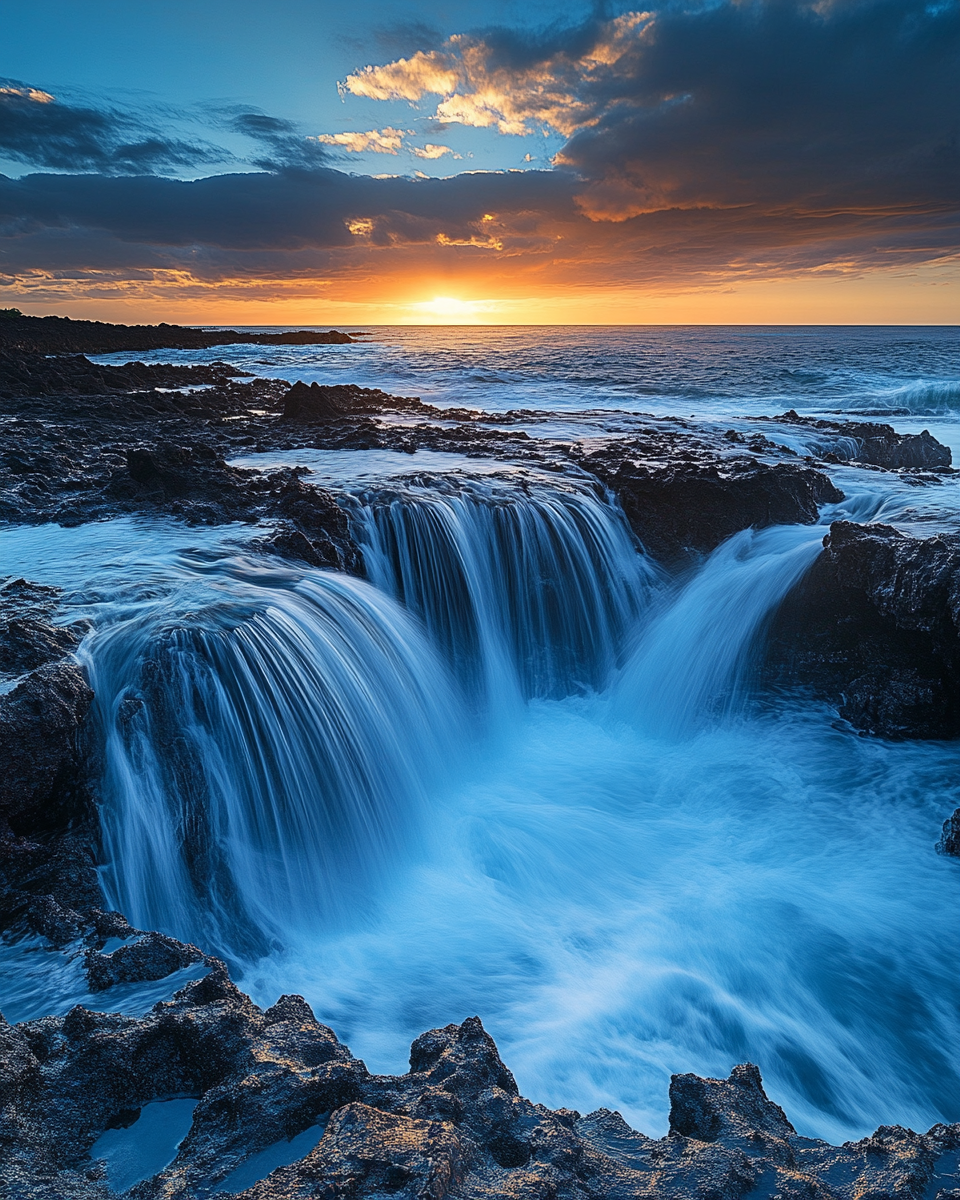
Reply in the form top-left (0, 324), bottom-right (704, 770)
top-left (3, 323), bottom-right (960, 1196)
top-left (578, 445), bottom-right (844, 564)
top-left (766, 411), bottom-right (953, 469)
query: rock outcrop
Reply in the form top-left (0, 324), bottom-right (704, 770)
top-left (1, 955), bottom-right (958, 1200)
top-left (282, 380), bottom-right (431, 421)
top-left (765, 411), bottom-right (953, 469)
top-left (0, 315), bottom-right (356, 355)
top-left (936, 808), bottom-right (960, 856)
top-left (767, 520), bottom-right (960, 738)
top-left (0, 579), bottom-right (100, 939)
top-left (582, 449), bottom-right (843, 563)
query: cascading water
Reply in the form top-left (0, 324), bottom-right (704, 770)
top-left (617, 523), bottom-right (827, 737)
top-left (4, 438), bottom-right (959, 1143)
top-left (344, 473), bottom-right (656, 706)
top-left (84, 475), bottom-right (654, 959)
top-left (84, 558), bottom-right (463, 958)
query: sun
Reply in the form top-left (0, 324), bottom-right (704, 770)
top-left (408, 296), bottom-right (495, 323)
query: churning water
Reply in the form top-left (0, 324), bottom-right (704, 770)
top-left (4, 328), bottom-right (960, 1144)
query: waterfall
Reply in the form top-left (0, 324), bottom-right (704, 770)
top-left (617, 524), bottom-right (826, 737)
top-left (84, 477), bottom-right (654, 958)
top-left (85, 562), bottom-right (462, 957)
top-left (345, 474), bottom-right (656, 707)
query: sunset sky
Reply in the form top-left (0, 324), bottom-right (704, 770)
top-left (1, 0), bottom-right (958, 324)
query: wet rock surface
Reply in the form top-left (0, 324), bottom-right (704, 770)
top-left (1, 960), bottom-right (958, 1200)
top-left (937, 808), bottom-right (960, 856)
top-left (3, 324), bottom-right (960, 1195)
top-left (763, 410), bottom-right (953, 469)
top-left (575, 441), bottom-right (844, 563)
top-left (0, 578), bottom-right (99, 940)
top-left (766, 520), bottom-right (960, 738)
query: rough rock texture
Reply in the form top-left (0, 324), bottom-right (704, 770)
top-left (84, 931), bottom-right (212, 991)
top-left (767, 520), bottom-right (960, 738)
top-left (282, 380), bottom-right (431, 420)
top-left (0, 579), bottom-right (93, 839)
top-left (578, 445), bottom-right (844, 563)
top-left (936, 808), bottom-right (960, 856)
top-left (0, 351), bottom-right (245, 400)
top-left (765, 411), bottom-right (953, 469)
top-left (0, 315), bottom-right (356, 355)
top-left (1, 961), bottom-right (958, 1200)
top-left (0, 580), bottom-right (101, 941)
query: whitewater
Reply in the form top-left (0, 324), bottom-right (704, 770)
top-left (2, 325), bottom-right (959, 1145)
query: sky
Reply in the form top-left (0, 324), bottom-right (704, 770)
top-left (1, 0), bottom-right (958, 324)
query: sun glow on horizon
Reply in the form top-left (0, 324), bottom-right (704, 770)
top-left (408, 295), bottom-right (499, 323)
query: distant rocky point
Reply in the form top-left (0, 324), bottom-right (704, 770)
top-left (0, 312), bottom-right (359, 355)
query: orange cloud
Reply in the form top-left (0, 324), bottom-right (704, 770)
top-left (313, 127), bottom-right (406, 154)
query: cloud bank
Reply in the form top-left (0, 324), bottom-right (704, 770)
top-left (1, 0), bottom-right (957, 312)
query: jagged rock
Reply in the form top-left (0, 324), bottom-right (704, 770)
top-left (2, 962), bottom-right (958, 1200)
top-left (769, 411), bottom-right (952, 469)
top-left (84, 931), bottom-right (210, 991)
top-left (937, 808), bottom-right (960, 856)
top-left (267, 478), bottom-right (362, 574)
top-left (0, 662), bottom-right (93, 831)
top-left (767, 521), bottom-right (960, 738)
top-left (588, 454), bottom-right (843, 563)
top-left (282, 381), bottom-right (420, 420)
top-left (0, 350), bottom-right (243, 400)
top-left (120, 442), bottom-right (254, 508)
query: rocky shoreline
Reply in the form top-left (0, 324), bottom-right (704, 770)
top-left (5, 932), bottom-right (960, 1200)
top-left (2, 317), bottom-right (959, 1197)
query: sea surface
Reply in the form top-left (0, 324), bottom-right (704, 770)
top-left (3, 326), bottom-right (960, 1145)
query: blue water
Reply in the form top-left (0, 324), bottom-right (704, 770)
top-left (3, 327), bottom-right (960, 1150)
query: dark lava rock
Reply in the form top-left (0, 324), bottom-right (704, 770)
top-left (0, 314), bottom-right (355, 355)
top-left (85, 931), bottom-right (210, 991)
top-left (767, 521), bottom-right (960, 738)
top-left (0, 350), bottom-right (242, 400)
top-left (768, 411), bottom-right (952, 469)
top-left (282, 380), bottom-right (424, 420)
top-left (2, 958), bottom-right (958, 1199)
top-left (585, 452), bottom-right (843, 563)
top-left (0, 662), bottom-right (93, 833)
top-left (0, 580), bottom-right (101, 937)
top-left (937, 808), bottom-right (960, 856)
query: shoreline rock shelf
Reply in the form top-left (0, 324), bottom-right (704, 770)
top-left (2, 958), bottom-right (959, 1200)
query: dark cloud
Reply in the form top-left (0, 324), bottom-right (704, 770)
top-left (0, 83), bottom-right (332, 176)
top-left (220, 110), bottom-right (331, 170)
top-left (1, 0), bottom-right (957, 300)
top-left (0, 166), bottom-right (574, 253)
top-left (0, 80), bottom-right (226, 175)
top-left (554, 0), bottom-right (960, 220)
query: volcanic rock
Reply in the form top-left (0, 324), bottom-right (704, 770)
top-left (85, 931), bottom-right (211, 991)
top-left (937, 808), bottom-right (960, 856)
top-left (282, 380), bottom-right (423, 420)
top-left (766, 520), bottom-right (960, 738)
top-left (0, 314), bottom-right (355, 355)
top-left (769, 411), bottom-right (952, 469)
top-left (2, 960), bottom-right (958, 1199)
top-left (585, 452), bottom-right (843, 563)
